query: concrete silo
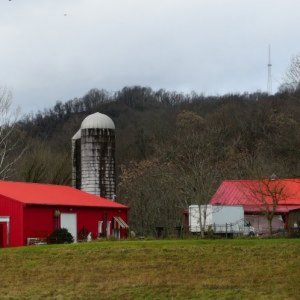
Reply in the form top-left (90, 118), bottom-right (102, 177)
top-left (72, 112), bottom-right (116, 200)
top-left (72, 129), bottom-right (82, 190)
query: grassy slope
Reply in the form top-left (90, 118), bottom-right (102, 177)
top-left (0, 239), bottom-right (299, 299)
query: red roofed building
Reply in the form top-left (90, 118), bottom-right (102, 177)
top-left (210, 179), bottom-right (300, 234)
top-left (0, 181), bottom-right (128, 248)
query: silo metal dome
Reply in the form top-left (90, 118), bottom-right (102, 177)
top-left (72, 129), bottom-right (81, 140)
top-left (80, 112), bottom-right (115, 130)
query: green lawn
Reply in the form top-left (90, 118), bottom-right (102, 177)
top-left (0, 239), bottom-right (299, 299)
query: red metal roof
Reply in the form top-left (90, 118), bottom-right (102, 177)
top-left (0, 181), bottom-right (127, 209)
top-left (210, 179), bottom-right (300, 213)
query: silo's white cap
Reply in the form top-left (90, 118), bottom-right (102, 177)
top-left (72, 129), bottom-right (81, 140)
top-left (80, 112), bottom-right (115, 130)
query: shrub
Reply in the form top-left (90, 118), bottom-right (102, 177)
top-left (48, 228), bottom-right (74, 244)
top-left (78, 226), bottom-right (89, 241)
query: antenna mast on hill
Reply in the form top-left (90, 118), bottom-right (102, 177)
top-left (267, 45), bottom-right (272, 95)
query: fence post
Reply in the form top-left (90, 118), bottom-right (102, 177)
top-left (226, 223), bottom-right (228, 238)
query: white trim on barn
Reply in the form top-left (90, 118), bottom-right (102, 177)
top-left (106, 221), bottom-right (111, 237)
top-left (0, 216), bottom-right (10, 247)
top-left (98, 221), bottom-right (103, 236)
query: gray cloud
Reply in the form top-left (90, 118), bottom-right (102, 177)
top-left (0, 0), bottom-right (299, 113)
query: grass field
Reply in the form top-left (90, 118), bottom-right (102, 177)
top-left (0, 239), bottom-right (299, 299)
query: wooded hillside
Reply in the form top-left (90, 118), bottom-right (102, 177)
top-left (10, 87), bottom-right (300, 234)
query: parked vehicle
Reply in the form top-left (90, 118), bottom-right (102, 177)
top-left (188, 205), bottom-right (256, 236)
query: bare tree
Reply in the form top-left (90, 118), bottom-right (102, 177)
top-left (175, 161), bottom-right (219, 237)
top-left (0, 87), bottom-right (25, 179)
top-left (164, 111), bottom-right (221, 237)
top-left (118, 159), bottom-right (179, 236)
top-left (243, 177), bottom-right (288, 235)
top-left (20, 143), bottom-right (71, 184)
top-left (280, 54), bottom-right (300, 92)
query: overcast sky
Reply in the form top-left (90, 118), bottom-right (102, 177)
top-left (0, 0), bottom-right (300, 113)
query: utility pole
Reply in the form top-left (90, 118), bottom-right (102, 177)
top-left (267, 45), bottom-right (272, 95)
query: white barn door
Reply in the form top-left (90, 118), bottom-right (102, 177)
top-left (60, 213), bottom-right (77, 242)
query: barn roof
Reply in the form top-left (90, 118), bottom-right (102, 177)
top-left (0, 181), bottom-right (127, 209)
top-left (210, 179), bottom-right (300, 213)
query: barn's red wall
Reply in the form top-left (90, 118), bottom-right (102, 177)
top-left (0, 195), bottom-right (24, 247)
top-left (23, 205), bottom-right (128, 244)
top-left (23, 205), bottom-right (56, 243)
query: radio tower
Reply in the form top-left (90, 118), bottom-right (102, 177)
top-left (267, 44), bottom-right (272, 95)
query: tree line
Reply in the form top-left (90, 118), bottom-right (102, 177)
top-left (1, 55), bottom-right (300, 235)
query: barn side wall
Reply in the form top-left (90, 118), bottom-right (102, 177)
top-left (245, 214), bottom-right (285, 234)
top-left (23, 205), bottom-right (128, 244)
top-left (288, 210), bottom-right (300, 227)
top-left (287, 209), bottom-right (300, 237)
top-left (0, 195), bottom-right (24, 247)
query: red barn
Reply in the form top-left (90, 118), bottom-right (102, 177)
top-left (210, 179), bottom-right (300, 234)
top-left (0, 181), bottom-right (128, 248)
